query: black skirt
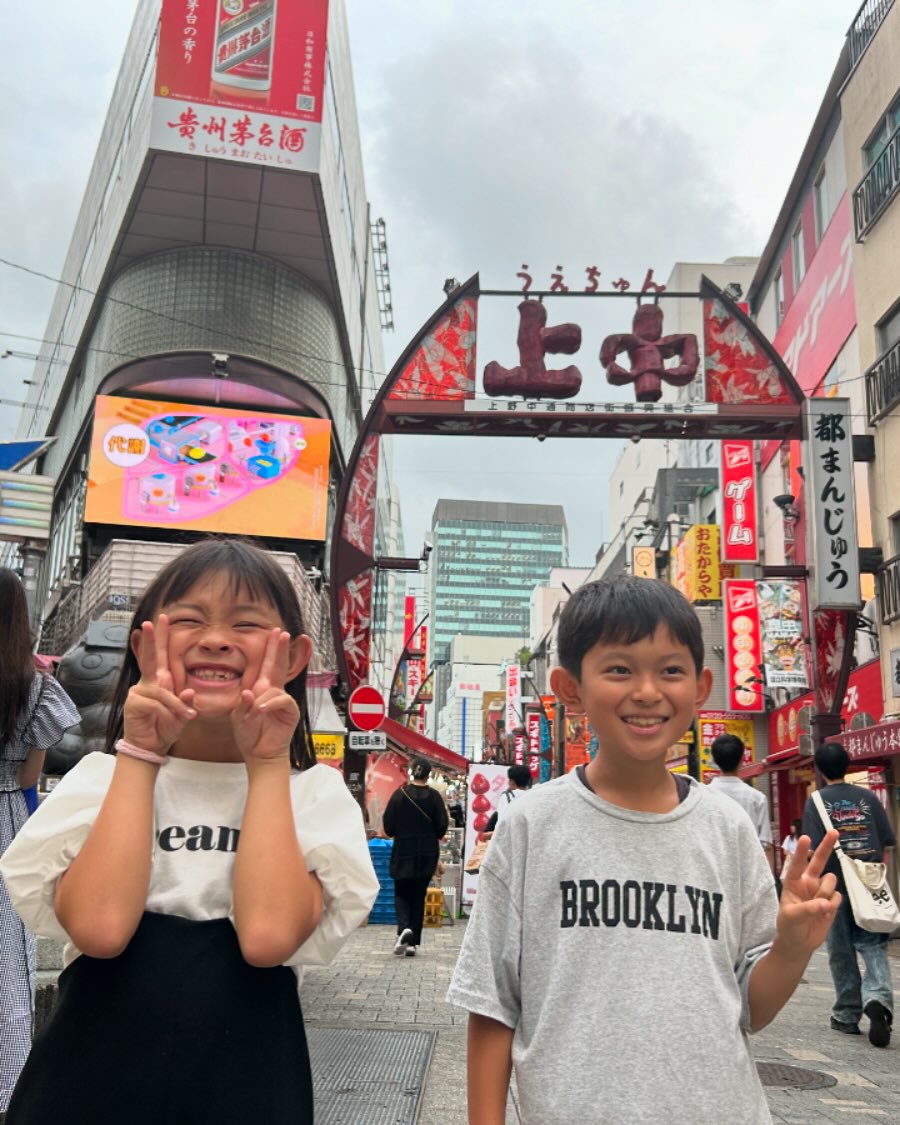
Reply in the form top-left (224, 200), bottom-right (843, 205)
top-left (6, 912), bottom-right (313, 1125)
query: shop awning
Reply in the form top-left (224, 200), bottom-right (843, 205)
top-left (382, 717), bottom-right (468, 775)
top-left (830, 719), bottom-right (900, 765)
top-left (742, 751), bottom-right (810, 779)
top-left (308, 686), bottom-right (346, 735)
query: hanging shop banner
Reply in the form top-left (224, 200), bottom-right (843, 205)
top-left (403, 595), bottom-right (416, 646)
top-left (698, 712), bottom-right (755, 781)
top-left (756, 580), bottom-right (809, 690)
top-left (565, 712), bottom-right (591, 772)
top-left (672, 525), bottom-right (722, 603)
top-left (723, 579), bottom-right (765, 712)
top-left (804, 398), bottom-right (861, 611)
top-left (720, 441), bottom-right (759, 563)
top-left (463, 762), bottom-right (512, 907)
top-left (632, 544), bottom-right (656, 578)
top-left (505, 663), bottom-right (521, 734)
top-left (152, 0), bottom-right (329, 174)
top-left (526, 710), bottom-right (541, 779)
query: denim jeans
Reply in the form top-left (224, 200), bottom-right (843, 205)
top-left (826, 895), bottom-right (894, 1024)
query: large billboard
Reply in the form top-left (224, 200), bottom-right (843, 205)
top-left (85, 395), bottom-right (331, 540)
top-left (151, 0), bottom-right (329, 173)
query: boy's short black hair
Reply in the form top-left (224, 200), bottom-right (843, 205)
top-left (815, 742), bottom-right (850, 781)
top-left (710, 733), bottom-right (744, 773)
top-left (557, 575), bottom-right (705, 678)
top-left (507, 764), bottom-right (533, 789)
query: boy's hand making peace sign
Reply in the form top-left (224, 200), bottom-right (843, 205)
top-left (124, 615), bottom-right (197, 755)
top-left (230, 628), bottom-right (301, 763)
top-left (775, 829), bottom-right (842, 954)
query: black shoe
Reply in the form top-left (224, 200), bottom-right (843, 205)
top-left (864, 1001), bottom-right (892, 1048)
top-left (830, 1016), bottom-right (861, 1035)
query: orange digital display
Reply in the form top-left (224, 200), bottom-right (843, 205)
top-left (84, 395), bottom-right (331, 541)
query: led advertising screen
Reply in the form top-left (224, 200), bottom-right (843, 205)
top-left (85, 395), bottom-right (331, 541)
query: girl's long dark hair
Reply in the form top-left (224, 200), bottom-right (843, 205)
top-left (104, 539), bottom-right (316, 770)
top-left (0, 568), bottom-right (36, 743)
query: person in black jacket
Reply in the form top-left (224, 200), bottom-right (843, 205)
top-left (382, 758), bottom-right (449, 956)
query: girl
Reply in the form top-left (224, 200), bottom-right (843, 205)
top-left (0, 539), bottom-right (379, 1124)
top-left (0, 568), bottom-right (80, 1113)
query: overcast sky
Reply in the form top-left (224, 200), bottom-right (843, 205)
top-left (0, 1), bottom-right (855, 563)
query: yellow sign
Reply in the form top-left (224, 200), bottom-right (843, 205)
top-left (672, 525), bottom-right (722, 603)
top-left (698, 713), bottom-right (755, 780)
top-left (632, 545), bottom-right (656, 578)
top-left (312, 733), bottom-right (345, 761)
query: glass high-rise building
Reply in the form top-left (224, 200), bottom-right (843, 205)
top-left (428, 500), bottom-right (568, 665)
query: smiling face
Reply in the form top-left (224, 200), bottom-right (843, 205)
top-left (551, 626), bottom-right (711, 771)
top-left (131, 571), bottom-right (296, 720)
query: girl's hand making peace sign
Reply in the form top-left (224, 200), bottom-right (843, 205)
top-left (230, 628), bottom-right (302, 763)
top-left (124, 615), bottom-right (197, 755)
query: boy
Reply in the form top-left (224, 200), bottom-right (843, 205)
top-left (448, 577), bottom-right (840, 1125)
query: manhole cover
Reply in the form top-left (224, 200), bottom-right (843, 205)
top-left (756, 1062), bottom-right (837, 1090)
top-left (308, 1027), bottom-right (435, 1125)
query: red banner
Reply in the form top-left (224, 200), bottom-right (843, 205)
top-left (723, 580), bottom-right (764, 713)
top-left (153, 0), bottom-right (329, 172)
top-left (720, 441), bottom-right (759, 563)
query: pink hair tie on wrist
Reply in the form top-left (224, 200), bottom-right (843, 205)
top-left (115, 738), bottom-right (169, 767)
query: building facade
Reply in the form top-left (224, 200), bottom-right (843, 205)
top-left (10, 1), bottom-right (402, 684)
top-left (428, 499), bottom-right (568, 665)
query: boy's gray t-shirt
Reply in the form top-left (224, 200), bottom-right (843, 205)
top-left (448, 771), bottom-right (777, 1125)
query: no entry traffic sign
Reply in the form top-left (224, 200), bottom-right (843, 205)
top-left (347, 685), bottom-right (386, 732)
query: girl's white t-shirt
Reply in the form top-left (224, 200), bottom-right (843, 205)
top-left (782, 835), bottom-right (798, 855)
top-left (0, 753), bottom-right (379, 974)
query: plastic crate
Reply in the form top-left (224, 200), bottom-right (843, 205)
top-left (368, 902), bottom-right (397, 925)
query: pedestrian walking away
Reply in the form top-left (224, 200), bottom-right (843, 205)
top-left (0, 569), bottom-right (80, 1114)
top-left (383, 757), bottom-right (449, 957)
top-left (483, 763), bottom-right (533, 836)
top-left (0, 539), bottom-right (379, 1124)
top-left (708, 732), bottom-right (775, 872)
top-left (449, 576), bottom-right (841, 1125)
top-left (802, 741), bottom-right (896, 1048)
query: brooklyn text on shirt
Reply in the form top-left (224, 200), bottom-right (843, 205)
top-left (560, 878), bottom-right (723, 940)
top-left (156, 823), bottom-right (240, 853)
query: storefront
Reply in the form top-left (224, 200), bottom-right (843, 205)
top-left (753, 659), bottom-right (890, 863)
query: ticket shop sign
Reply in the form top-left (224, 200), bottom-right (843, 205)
top-left (723, 580), bottom-right (764, 713)
top-left (720, 441), bottom-right (758, 563)
top-left (698, 712), bottom-right (755, 780)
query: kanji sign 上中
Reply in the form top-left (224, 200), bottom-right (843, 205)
top-left (723, 580), bottom-right (765, 713)
top-left (720, 441), bottom-right (759, 563)
top-left (804, 398), bottom-right (861, 611)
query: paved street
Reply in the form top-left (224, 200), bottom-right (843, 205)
top-left (302, 919), bottom-right (900, 1123)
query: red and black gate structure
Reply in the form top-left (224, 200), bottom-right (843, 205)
top-left (330, 273), bottom-right (861, 752)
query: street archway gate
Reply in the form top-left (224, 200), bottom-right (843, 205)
top-left (330, 274), bottom-right (858, 742)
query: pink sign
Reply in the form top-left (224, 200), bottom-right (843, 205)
top-left (720, 441), bottom-right (759, 563)
top-left (526, 711), bottom-right (542, 780)
top-left (762, 193), bottom-right (855, 469)
top-left (723, 580), bottom-right (765, 713)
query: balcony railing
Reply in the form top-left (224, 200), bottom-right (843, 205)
top-left (865, 338), bottom-right (900, 424)
top-left (853, 122), bottom-right (900, 240)
top-left (848, 0), bottom-right (895, 68)
top-left (878, 553), bottom-right (900, 625)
